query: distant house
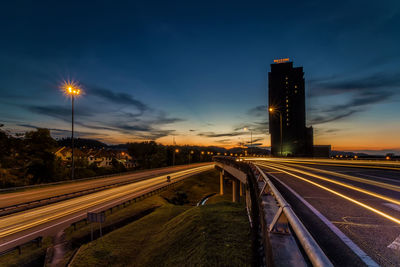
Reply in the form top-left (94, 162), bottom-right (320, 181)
top-left (87, 149), bottom-right (136, 169)
top-left (115, 151), bottom-right (135, 168)
top-left (55, 147), bottom-right (135, 169)
top-left (54, 147), bottom-right (86, 162)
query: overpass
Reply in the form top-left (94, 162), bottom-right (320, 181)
top-left (215, 156), bottom-right (400, 266)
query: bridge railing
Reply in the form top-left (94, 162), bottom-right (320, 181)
top-left (213, 156), bottom-right (333, 267)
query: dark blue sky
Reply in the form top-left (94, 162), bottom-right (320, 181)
top-left (1, 0), bottom-right (399, 153)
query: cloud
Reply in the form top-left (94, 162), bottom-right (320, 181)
top-left (310, 72), bottom-right (400, 96)
top-left (309, 91), bottom-right (394, 125)
top-left (197, 131), bottom-right (245, 138)
top-left (17, 123), bottom-right (103, 137)
top-left (152, 111), bottom-right (184, 125)
top-left (215, 139), bottom-right (233, 144)
top-left (247, 105), bottom-right (268, 117)
top-left (308, 72), bottom-right (399, 125)
top-left (133, 129), bottom-right (176, 140)
top-left (22, 92), bottom-right (183, 141)
top-left (88, 87), bottom-right (149, 114)
top-left (28, 105), bottom-right (94, 120)
top-left (245, 137), bottom-right (264, 143)
top-left (233, 120), bottom-right (269, 135)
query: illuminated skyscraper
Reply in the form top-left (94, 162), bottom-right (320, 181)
top-left (268, 59), bottom-right (313, 156)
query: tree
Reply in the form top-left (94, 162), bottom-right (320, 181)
top-left (23, 129), bottom-right (62, 184)
top-left (128, 141), bottom-right (164, 169)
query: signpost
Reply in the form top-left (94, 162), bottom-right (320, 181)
top-left (87, 212), bottom-right (106, 241)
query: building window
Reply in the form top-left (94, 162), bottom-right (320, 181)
top-left (286, 123), bottom-right (290, 126)
top-left (294, 90), bottom-right (298, 94)
top-left (286, 99), bottom-right (289, 103)
top-left (294, 85), bottom-right (298, 89)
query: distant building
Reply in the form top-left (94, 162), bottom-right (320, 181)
top-left (313, 145), bottom-right (331, 158)
top-left (55, 147), bottom-right (135, 169)
top-left (268, 59), bottom-right (313, 156)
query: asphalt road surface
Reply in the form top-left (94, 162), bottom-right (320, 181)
top-left (0, 163), bottom-right (211, 208)
top-left (254, 158), bottom-right (400, 267)
top-left (0, 164), bottom-right (214, 253)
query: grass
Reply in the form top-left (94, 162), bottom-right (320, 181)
top-left (0, 237), bottom-right (52, 267)
top-left (70, 170), bottom-right (253, 266)
top-left (72, 201), bottom-right (252, 267)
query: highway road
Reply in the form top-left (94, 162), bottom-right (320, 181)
top-left (253, 158), bottom-right (400, 266)
top-left (0, 164), bottom-right (214, 253)
top-left (0, 163), bottom-right (211, 209)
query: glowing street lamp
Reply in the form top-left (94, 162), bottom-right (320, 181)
top-left (269, 107), bottom-right (283, 157)
top-left (62, 81), bottom-right (82, 180)
top-left (189, 150), bottom-right (194, 164)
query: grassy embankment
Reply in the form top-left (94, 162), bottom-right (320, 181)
top-left (70, 169), bottom-right (253, 266)
top-left (0, 237), bottom-right (52, 267)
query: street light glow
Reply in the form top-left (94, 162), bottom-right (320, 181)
top-left (62, 80), bottom-right (82, 97)
top-left (269, 107), bottom-right (273, 112)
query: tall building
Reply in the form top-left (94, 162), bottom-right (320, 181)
top-left (268, 59), bottom-right (313, 156)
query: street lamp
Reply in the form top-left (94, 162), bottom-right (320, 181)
top-left (243, 127), bottom-right (253, 155)
top-left (189, 150), bottom-right (194, 164)
top-left (63, 81), bottom-right (81, 179)
top-left (173, 148), bottom-right (179, 166)
top-left (269, 107), bottom-right (283, 157)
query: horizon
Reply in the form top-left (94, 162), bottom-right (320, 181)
top-left (1, 1), bottom-right (399, 154)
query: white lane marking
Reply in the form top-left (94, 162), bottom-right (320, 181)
top-left (383, 203), bottom-right (400, 212)
top-left (388, 235), bottom-right (400, 251)
top-left (264, 171), bottom-right (379, 267)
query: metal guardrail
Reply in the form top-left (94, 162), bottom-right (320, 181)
top-left (251, 164), bottom-right (333, 267)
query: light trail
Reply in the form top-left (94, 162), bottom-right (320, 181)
top-left (0, 165), bottom-right (213, 239)
top-left (249, 158), bottom-right (400, 171)
top-left (256, 162), bottom-right (400, 206)
top-left (257, 163), bottom-right (400, 226)
top-left (276, 162), bottom-right (400, 192)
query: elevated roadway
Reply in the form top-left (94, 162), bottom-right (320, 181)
top-left (252, 158), bottom-right (400, 266)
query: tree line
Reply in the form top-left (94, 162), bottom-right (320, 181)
top-left (1, 128), bottom-right (269, 188)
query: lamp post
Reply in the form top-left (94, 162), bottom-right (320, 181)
top-left (269, 107), bottom-right (283, 157)
top-left (63, 82), bottom-right (81, 179)
top-left (243, 127), bottom-right (253, 155)
top-left (189, 150), bottom-right (194, 164)
top-left (173, 148), bottom-right (179, 166)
